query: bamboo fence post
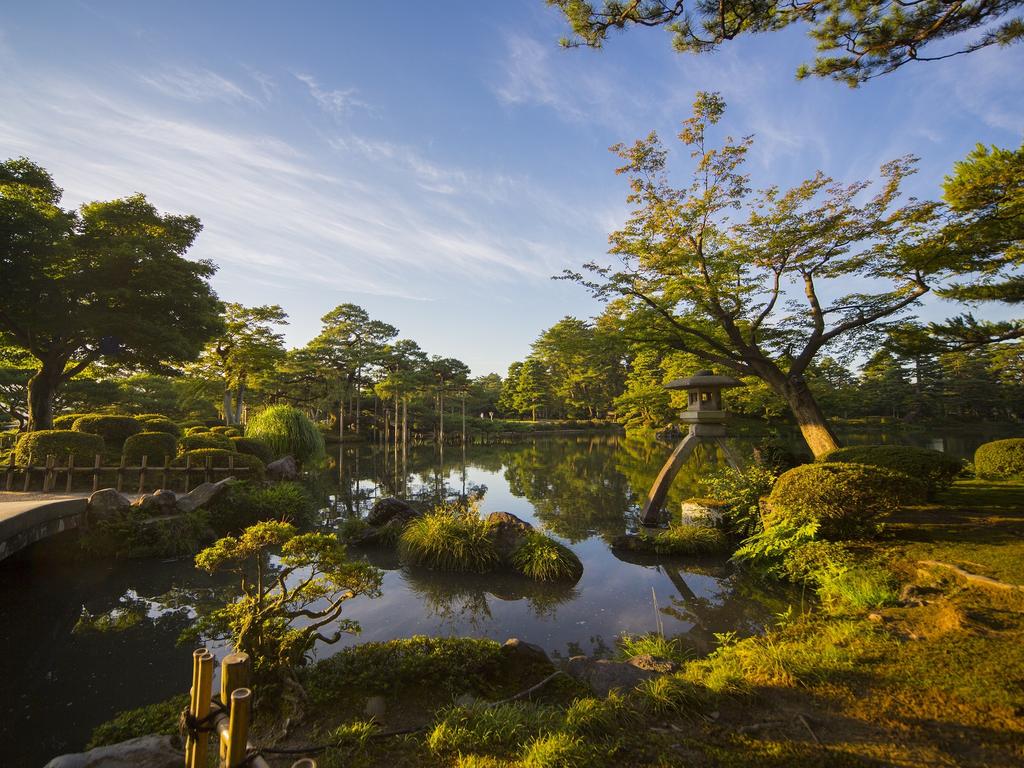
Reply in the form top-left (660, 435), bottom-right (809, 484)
top-left (116, 455), bottom-right (126, 493)
top-left (204, 455), bottom-right (212, 485)
top-left (228, 453), bottom-right (235, 475)
top-left (184, 454), bottom-right (192, 493)
top-left (137, 455), bottom-right (148, 495)
top-left (65, 454), bottom-right (75, 493)
top-left (219, 653), bottom-right (250, 762)
top-left (185, 648), bottom-right (203, 767)
top-left (162, 454), bottom-right (170, 491)
top-left (92, 454), bottom-right (101, 493)
top-left (189, 650), bottom-right (215, 768)
top-left (22, 452), bottom-right (34, 492)
top-left (291, 761), bottom-right (317, 768)
top-left (225, 687), bottom-right (252, 767)
top-left (5, 453), bottom-right (15, 491)
top-left (44, 454), bottom-right (56, 492)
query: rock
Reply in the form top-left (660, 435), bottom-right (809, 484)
top-left (44, 735), bottom-right (181, 768)
top-left (867, 612), bottom-right (884, 623)
top-left (366, 497), bottom-right (419, 527)
top-left (626, 653), bottom-right (678, 673)
top-left (455, 692), bottom-right (477, 707)
top-left (131, 489), bottom-right (178, 516)
top-left (364, 695), bottom-right (387, 720)
top-left (86, 488), bottom-right (130, 524)
top-left (679, 499), bottom-right (727, 528)
top-left (500, 637), bottom-right (552, 669)
top-left (176, 478), bottom-right (234, 514)
top-left (563, 656), bottom-right (657, 697)
top-left (486, 511), bottom-right (534, 559)
top-left (266, 455), bottom-right (298, 481)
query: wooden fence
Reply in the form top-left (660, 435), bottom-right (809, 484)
top-left (3, 453), bottom-right (250, 495)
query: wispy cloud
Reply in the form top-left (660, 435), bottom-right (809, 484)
top-left (140, 67), bottom-right (260, 105)
top-left (295, 73), bottom-right (369, 115)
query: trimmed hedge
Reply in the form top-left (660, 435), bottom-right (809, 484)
top-left (15, 430), bottom-right (105, 465)
top-left (230, 436), bottom-right (275, 464)
top-left (245, 405), bottom-right (325, 466)
top-left (184, 426), bottom-right (211, 436)
top-left (72, 415), bottom-right (143, 446)
top-left (210, 425), bottom-right (241, 437)
top-left (53, 413), bottom-right (87, 430)
top-left (123, 432), bottom-right (179, 464)
top-left (173, 448), bottom-right (265, 479)
top-left (179, 432), bottom-right (233, 452)
top-left (819, 445), bottom-right (963, 499)
top-left (766, 462), bottom-right (926, 539)
top-left (206, 481), bottom-right (317, 533)
top-left (135, 416), bottom-right (182, 438)
top-left (974, 438), bottom-right (1024, 480)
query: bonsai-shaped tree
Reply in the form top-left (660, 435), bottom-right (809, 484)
top-left (193, 522), bottom-right (382, 678)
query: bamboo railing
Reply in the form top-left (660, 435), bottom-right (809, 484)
top-left (3, 452), bottom-right (250, 495)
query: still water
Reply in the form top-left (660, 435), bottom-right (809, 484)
top-left (0, 428), bottom-right (1006, 764)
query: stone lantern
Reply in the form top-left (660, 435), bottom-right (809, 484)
top-left (640, 370), bottom-right (744, 526)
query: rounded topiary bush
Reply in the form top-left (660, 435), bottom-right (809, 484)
top-left (184, 426), bottom-right (210, 436)
top-left (179, 432), bottom-right (233, 452)
top-left (210, 425), bottom-right (241, 437)
top-left (245, 405), bottom-right (325, 467)
top-left (230, 436), bottom-right (275, 464)
top-left (15, 430), bottom-right (105, 465)
top-left (71, 415), bottom-right (143, 447)
top-left (766, 462), bottom-right (926, 539)
top-left (123, 432), bottom-right (178, 464)
top-left (173, 448), bottom-right (265, 479)
top-left (135, 416), bottom-right (182, 438)
top-left (819, 445), bottom-right (963, 499)
top-left (52, 413), bottom-right (87, 430)
top-left (974, 438), bottom-right (1024, 480)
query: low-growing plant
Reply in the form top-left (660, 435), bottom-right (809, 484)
top-left (519, 732), bottom-right (592, 767)
top-left (633, 674), bottom-right (705, 716)
top-left (399, 504), bottom-right (499, 573)
top-left (700, 464), bottom-right (779, 536)
top-left (639, 523), bottom-right (730, 556)
top-left (974, 438), bottom-right (1024, 480)
top-left (819, 445), bottom-right (963, 499)
top-left (510, 531), bottom-right (583, 581)
top-left (179, 431), bottom-right (233, 452)
top-left (427, 701), bottom-right (555, 756)
top-left (816, 566), bottom-right (900, 611)
top-left (561, 692), bottom-right (637, 738)
top-left (86, 694), bottom-right (189, 749)
top-left (192, 521), bottom-right (382, 675)
top-left (15, 429), bottom-right (104, 465)
top-left (206, 480), bottom-right (317, 533)
top-left (245, 404), bottom-right (325, 467)
top-left (123, 431), bottom-right (178, 464)
top-left (616, 633), bottom-right (692, 664)
top-left (71, 414), bottom-right (143, 446)
top-left (765, 462), bottom-right (925, 539)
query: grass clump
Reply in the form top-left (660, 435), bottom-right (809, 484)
top-left (642, 523), bottom-right (730, 555)
top-left (816, 565), bottom-right (900, 611)
top-left (245, 404), bottom-right (325, 467)
top-left (428, 701), bottom-right (555, 756)
top-left (206, 480), bottom-right (317, 533)
top-left (510, 531), bottom-right (583, 581)
top-left (561, 692), bottom-right (637, 738)
top-left (616, 632), bottom-right (692, 664)
top-left (633, 674), bottom-right (706, 716)
top-left (519, 732), bottom-right (591, 767)
top-left (399, 504), bottom-right (499, 573)
top-left (86, 694), bottom-right (189, 748)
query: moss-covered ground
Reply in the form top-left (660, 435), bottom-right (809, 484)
top-left (91, 479), bottom-right (1024, 766)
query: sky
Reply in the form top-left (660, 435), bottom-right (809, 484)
top-left (1, 2), bottom-right (1022, 375)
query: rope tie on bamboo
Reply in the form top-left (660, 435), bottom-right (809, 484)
top-left (178, 700), bottom-right (227, 741)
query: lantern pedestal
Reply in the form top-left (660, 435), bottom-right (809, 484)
top-left (639, 371), bottom-right (744, 527)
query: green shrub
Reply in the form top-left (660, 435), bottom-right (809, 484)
top-left (86, 694), bottom-right (189, 749)
top-left (245, 404), bottom-right (325, 466)
top-left (819, 445), bottom-right (963, 498)
top-left (399, 505), bottom-right (499, 573)
top-left (135, 416), bottom-right (182, 438)
top-left (510, 531), bottom-right (583, 581)
top-left (765, 462), bottom-right (925, 539)
top-left (974, 438), bottom-right (1024, 480)
top-left (185, 425), bottom-right (210, 436)
top-left (52, 413), bottom-right (86, 430)
top-left (210, 425), bottom-right (241, 437)
top-left (631, 523), bottom-right (730, 556)
top-left (179, 432), bottom-right (233, 452)
top-left (206, 480), bottom-right (316, 533)
top-left (230, 436), bottom-right (274, 464)
top-left (173, 448), bottom-right (265, 479)
top-left (123, 431), bottom-right (178, 464)
top-left (15, 430), bottom-right (104, 465)
top-left (71, 415), bottom-right (143, 446)
top-left (700, 464), bottom-right (779, 536)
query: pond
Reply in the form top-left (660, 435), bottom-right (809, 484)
top-left (0, 426), bottom-right (1008, 764)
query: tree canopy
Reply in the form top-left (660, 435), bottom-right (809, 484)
top-left (0, 157), bottom-right (223, 429)
top-left (548, 0), bottom-right (1024, 85)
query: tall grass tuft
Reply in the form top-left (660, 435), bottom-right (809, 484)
top-left (641, 523), bottom-right (730, 556)
top-left (616, 633), bottom-right (692, 664)
top-left (633, 674), bottom-right (706, 716)
top-left (510, 531), bottom-right (583, 581)
top-left (562, 692), bottom-right (637, 738)
top-left (817, 566), bottom-right (900, 611)
top-left (427, 701), bottom-right (554, 756)
top-left (399, 503), bottom-right (499, 573)
top-left (245, 404), bottom-right (325, 467)
top-left (519, 732), bottom-right (592, 767)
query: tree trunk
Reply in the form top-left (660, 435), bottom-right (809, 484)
top-left (782, 379), bottom-right (841, 458)
top-left (233, 384), bottom-right (245, 425)
top-left (27, 358), bottom-right (64, 431)
top-left (223, 388), bottom-right (233, 426)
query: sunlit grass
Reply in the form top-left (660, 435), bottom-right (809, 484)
top-left (510, 531), bottom-right (583, 581)
top-left (616, 632), bottom-right (692, 664)
top-left (399, 504), bottom-right (499, 573)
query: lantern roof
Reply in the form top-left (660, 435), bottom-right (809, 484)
top-left (665, 369), bottom-right (744, 391)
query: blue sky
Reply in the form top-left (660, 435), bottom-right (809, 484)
top-left (2, 2), bottom-right (1022, 375)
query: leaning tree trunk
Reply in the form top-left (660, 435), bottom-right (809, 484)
top-left (781, 378), bottom-right (841, 458)
top-left (27, 359), bottom-right (64, 431)
top-left (222, 388), bottom-right (233, 426)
